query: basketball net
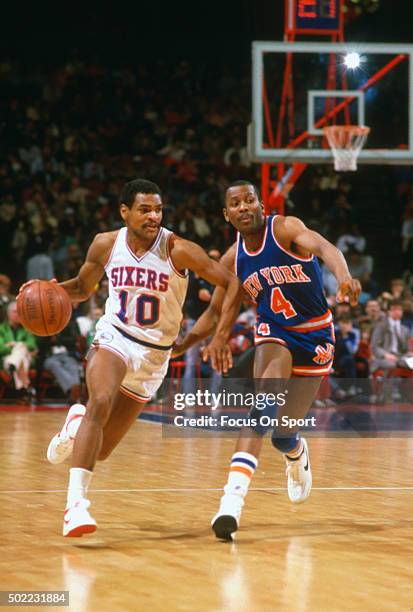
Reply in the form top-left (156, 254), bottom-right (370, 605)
top-left (323, 125), bottom-right (370, 172)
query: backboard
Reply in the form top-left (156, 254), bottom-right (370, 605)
top-left (248, 41), bottom-right (413, 165)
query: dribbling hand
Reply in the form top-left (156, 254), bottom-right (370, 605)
top-left (17, 278), bottom-right (57, 301)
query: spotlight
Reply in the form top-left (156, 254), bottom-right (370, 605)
top-left (344, 52), bottom-right (361, 69)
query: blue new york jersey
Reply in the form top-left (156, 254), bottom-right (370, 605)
top-left (236, 215), bottom-right (331, 332)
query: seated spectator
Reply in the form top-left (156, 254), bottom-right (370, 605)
top-left (346, 245), bottom-right (377, 302)
top-left (0, 274), bottom-right (14, 323)
top-left (380, 278), bottom-right (412, 311)
top-left (333, 314), bottom-right (360, 393)
top-left (402, 298), bottom-right (413, 334)
top-left (359, 299), bottom-right (385, 327)
top-left (37, 316), bottom-right (83, 402)
top-left (354, 322), bottom-right (372, 378)
top-left (223, 137), bottom-right (250, 168)
top-left (26, 240), bottom-right (55, 281)
top-left (0, 301), bottom-right (37, 401)
top-left (336, 224), bottom-right (366, 255)
top-left (370, 299), bottom-right (413, 374)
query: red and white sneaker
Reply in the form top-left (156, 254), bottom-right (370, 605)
top-left (47, 404), bottom-right (86, 464)
top-left (63, 499), bottom-right (97, 537)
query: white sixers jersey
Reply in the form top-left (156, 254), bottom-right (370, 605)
top-left (102, 226), bottom-right (188, 347)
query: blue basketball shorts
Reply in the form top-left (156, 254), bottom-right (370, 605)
top-left (254, 315), bottom-right (335, 377)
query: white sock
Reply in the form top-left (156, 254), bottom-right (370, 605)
top-left (224, 452), bottom-right (258, 497)
top-left (66, 468), bottom-right (93, 507)
top-left (63, 404), bottom-right (86, 439)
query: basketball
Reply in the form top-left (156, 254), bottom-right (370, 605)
top-left (17, 280), bottom-right (72, 337)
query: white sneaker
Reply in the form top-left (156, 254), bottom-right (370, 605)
top-left (211, 488), bottom-right (244, 540)
top-left (47, 404), bottom-right (86, 464)
top-left (63, 499), bottom-right (97, 537)
top-left (285, 438), bottom-right (312, 504)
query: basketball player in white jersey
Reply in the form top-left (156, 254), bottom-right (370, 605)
top-left (20, 179), bottom-right (241, 537)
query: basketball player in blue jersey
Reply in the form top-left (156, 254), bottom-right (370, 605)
top-left (18, 179), bottom-right (241, 537)
top-left (175, 180), bottom-right (361, 540)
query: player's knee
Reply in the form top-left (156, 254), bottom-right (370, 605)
top-left (86, 393), bottom-right (113, 425)
top-left (271, 432), bottom-right (300, 454)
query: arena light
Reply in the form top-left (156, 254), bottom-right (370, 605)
top-left (344, 52), bottom-right (361, 69)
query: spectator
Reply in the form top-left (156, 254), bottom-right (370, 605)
top-left (380, 278), bottom-right (411, 311)
top-left (346, 245), bottom-right (377, 301)
top-left (370, 299), bottom-right (413, 374)
top-left (333, 314), bottom-right (360, 393)
top-left (0, 301), bottom-right (37, 401)
top-left (37, 316), bottom-right (82, 402)
top-left (336, 224), bottom-right (366, 255)
top-left (402, 298), bottom-right (413, 334)
top-left (26, 239), bottom-right (55, 281)
top-left (223, 137), bottom-right (250, 168)
top-left (359, 299), bottom-right (385, 327)
top-left (0, 274), bottom-right (14, 323)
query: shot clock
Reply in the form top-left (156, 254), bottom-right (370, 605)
top-left (286, 0), bottom-right (343, 35)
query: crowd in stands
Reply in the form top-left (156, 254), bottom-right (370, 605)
top-left (0, 57), bottom-right (412, 403)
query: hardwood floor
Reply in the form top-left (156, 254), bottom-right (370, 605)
top-left (1, 410), bottom-right (413, 611)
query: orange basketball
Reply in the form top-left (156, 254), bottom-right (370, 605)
top-left (17, 280), bottom-right (72, 337)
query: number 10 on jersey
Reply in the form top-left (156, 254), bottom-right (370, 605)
top-left (117, 290), bottom-right (160, 326)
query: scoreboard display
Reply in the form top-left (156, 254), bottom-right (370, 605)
top-left (286, 0), bottom-right (342, 34)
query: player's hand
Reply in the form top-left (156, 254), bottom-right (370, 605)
top-left (17, 278), bottom-right (57, 301)
top-left (336, 278), bottom-right (361, 306)
top-left (202, 336), bottom-right (233, 374)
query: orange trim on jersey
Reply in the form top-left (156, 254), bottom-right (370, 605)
top-left (119, 385), bottom-right (149, 403)
top-left (230, 465), bottom-right (254, 478)
top-left (167, 233), bottom-right (187, 278)
top-left (292, 370), bottom-right (330, 377)
top-left (292, 364), bottom-right (333, 376)
top-left (271, 216), bottom-right (314, 262)
top-left (284, 311), bottom-right (333, 333)
top-left (254, 336), bottom-right (288, 347)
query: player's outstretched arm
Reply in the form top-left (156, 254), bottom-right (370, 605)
top-left (171, 238), bottom-right (242, 373)
top-left (278, 216), bottom-right (361, 306)
top-left (59, 233), bottom-right (114, 302)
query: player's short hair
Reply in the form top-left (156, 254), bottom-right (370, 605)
top-left (389, 298), bottom-right (403, 308)
top-left (119, 179), bottom-right (161, 208)
top-left (226, 180), bottom-right (261, 202)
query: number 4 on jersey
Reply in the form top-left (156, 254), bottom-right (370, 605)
top-left (270, 287), bottom-right (297, 319)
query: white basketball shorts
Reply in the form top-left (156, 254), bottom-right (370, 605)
top-left (90, 317), bottom-right (171, 402)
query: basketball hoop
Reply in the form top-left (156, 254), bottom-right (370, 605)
top-left (323, 125), bottom-right (370, 171)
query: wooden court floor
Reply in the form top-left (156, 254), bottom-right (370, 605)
top-left (1, 410), bottom-right (413, 612)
